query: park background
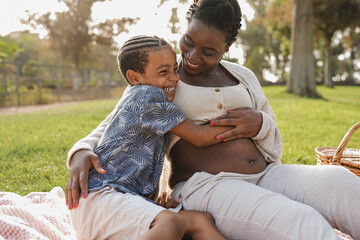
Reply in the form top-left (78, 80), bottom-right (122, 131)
top-left (0, 0), bottom-right (359, 194)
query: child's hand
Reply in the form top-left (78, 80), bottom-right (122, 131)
top-left (156, 192), bottom-right (179, 209)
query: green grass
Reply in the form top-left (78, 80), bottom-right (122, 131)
top-left (0, 86), bottom-right (359, 195)
top-left (265, 86), bottom-right (360, 164)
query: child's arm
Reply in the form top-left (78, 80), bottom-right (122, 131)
top-left (170, 119), bottom-right (233, 147)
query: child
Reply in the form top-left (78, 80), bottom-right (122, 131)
top-left (70, 35), bottom-right (230, 240)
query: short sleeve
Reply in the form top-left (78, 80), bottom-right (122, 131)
top-left (137, 86), bottom-right (186, 135)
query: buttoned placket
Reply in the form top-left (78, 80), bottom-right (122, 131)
top-left (214, 88), bottom-right (224, 113)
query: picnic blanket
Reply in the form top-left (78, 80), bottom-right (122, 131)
top-left (0, 187), bottom-right (77, 240)
top-left (0, 187), bottom-right (353, 240)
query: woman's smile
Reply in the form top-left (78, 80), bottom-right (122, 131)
top-left (183, 54), bottom-right (202, 70)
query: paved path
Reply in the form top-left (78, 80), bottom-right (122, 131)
top-left (0, 101), bottom-right (83, 116)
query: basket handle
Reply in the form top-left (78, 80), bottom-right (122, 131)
top-left (333, 121), bottom-right (360, 162)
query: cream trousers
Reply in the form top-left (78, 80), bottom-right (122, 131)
top-left (172, 164), bottom-right (360, 240)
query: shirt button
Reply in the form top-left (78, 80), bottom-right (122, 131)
top-left (214, 88), bottom-right (220, 92)
top-left (217, 104), bottom-right (223, 109)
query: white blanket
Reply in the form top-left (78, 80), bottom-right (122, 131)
top-left (0, 187), bottom-right (352, 240)
top-left (0, 187), bottom-right (77, 240)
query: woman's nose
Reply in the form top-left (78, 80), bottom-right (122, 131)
top-left (187, 48), bottom-right (199, 62)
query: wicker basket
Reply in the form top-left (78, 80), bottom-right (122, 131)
top-left (315, 121), bottom-right (360, 177)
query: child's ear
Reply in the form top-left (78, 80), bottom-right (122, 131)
top-left (126, 70), bottom-right (141, 85)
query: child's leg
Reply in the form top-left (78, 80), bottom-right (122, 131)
top-left (70, 186), bottom-right (170, 240)
top-left (179, 210), bottom-right (226, 240)
top-left (139, 210), bottom-right (186, 240)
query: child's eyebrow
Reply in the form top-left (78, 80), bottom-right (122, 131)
top-left (156, 64), bottom-right (172, 70)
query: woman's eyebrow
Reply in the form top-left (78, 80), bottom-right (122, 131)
top-left (186, 34), bottom-right (217, 52)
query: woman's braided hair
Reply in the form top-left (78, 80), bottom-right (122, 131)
top-left (186, 0), bottom-right (242, 46)
top-left (117, 35), bottom-right (171, 85)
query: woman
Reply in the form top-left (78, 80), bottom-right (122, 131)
top-left (66, 0), bottom-right (360, 239)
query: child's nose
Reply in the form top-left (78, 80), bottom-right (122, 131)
top-left (170, 71), bottom-right (179, 82)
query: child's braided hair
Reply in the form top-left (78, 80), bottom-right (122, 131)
top-left (117, 35), bottom-right (171, 85)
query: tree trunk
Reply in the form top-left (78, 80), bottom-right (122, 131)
top-left (324, 39), bottom-right (333, 87)
top-left (256, 67), bottom-right (266, 86)
top-left (348, 45), bottom-right (356, 85)
top-left (287, 0), bottom-right (319, 97)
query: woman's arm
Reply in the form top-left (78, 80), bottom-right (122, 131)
top-left (65, 106), bottom-right (118, 210)
top-left (170, 119), bottom-right (233, 147)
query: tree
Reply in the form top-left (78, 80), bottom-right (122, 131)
top-left (313, 0), bottom-right (360, 87)
top-left (0, 36), bottom-right (21, 61)
top-left (288, 0), bottom-right (318, 97)
top-left (22, 0), bottom-right (137, 68)
top-left (265, 0), bottom-right (292, 83)
top-left (238, 22), bottom-right (270, 85)
top-left (238, 0), bottom-right (292, 84)
top-left (238, 0), bottom-right (270, 85)
top-left (343, 27), bottom-right (360, 84)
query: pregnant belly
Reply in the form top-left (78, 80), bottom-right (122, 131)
top-left (168, 138), bottom-right (268, 188)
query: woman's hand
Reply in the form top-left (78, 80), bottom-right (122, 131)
top-left (65, 150), bottom-right (105, 210)
top-left (210, 107), bottom-right (262, 141)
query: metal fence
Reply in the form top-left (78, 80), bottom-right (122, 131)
top-left (0, 61), bottom-right (124, 107)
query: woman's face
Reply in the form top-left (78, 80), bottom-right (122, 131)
top-left (179, 18), bottom-right (229, 76)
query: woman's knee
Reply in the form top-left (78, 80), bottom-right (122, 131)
top-left (316, 166), bottom-right (357, 190)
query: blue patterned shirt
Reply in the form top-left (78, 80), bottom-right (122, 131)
top-left (88, 85), bottom-right (186, 197)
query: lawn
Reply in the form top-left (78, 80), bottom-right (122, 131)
top-left (0, 86), bottom-right (359, 195)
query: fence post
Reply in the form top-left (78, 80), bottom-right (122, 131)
top-left (56, 67), bottom-right (61, 102)
top-left (104, 71), bottom-right (110, 88)
top-left (95, 70), bottom-right (98, 87)
top-left (1, 67), bottom-right (7, 91)
top-left (83, 68), bottom-right (89, 90)
top-left (72, 68), bottom-right (78, 91)
top-left (15, 63), bottom-right (21, 106)
top-left (0, 67), bottom-right (8, 106)
top-left (37, 65), bottom-right (42, 104)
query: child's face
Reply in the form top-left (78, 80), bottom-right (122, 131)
top-left (137, 46), bottom-right (179, 102)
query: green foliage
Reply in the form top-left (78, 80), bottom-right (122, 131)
top-left (1, 86), bottom-right (360, 195)
top-left (1, 84), bottom-right (56, 107)
top-left (241, 0), bottom-right (360, 86)
top-left (0, 36), bottom-right (22, 61)
top-left (238, 0), bottom-right (291, 83)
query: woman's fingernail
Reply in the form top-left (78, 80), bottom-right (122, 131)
top-left (216, 135), bottom-right (222, 140)
top-left (73, 204), bottom-right (76, 209)
top-left (223, 138), bottom-right (228, 142)
top-left (227, 110), bottom-right (233, 113)
top-left (83, 193), bottom-right (87, 199)
top-left (210, 120), bottom-right (215, 126)
top-left (68, 205), bottom-right (72, 210)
